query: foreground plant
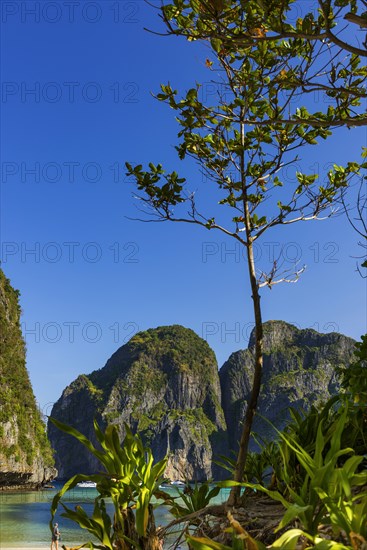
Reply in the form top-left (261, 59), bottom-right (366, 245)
top-left (339, 335), bottom-right (367, 456)
top-left (187, 523), bottom-right (361, 550)
top-left (169, 482), bottom-right (220, 521)
top-left (49, 418), bottom-right (170, 550)
top-left (187, 512), bottom-right (264, 550)
top-left (215, 406), bottom-right (367, 549)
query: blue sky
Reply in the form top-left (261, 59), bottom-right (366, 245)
top-left (1, 0), bottom-right (366, 413)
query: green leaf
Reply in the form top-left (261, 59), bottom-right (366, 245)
top-left (276, 504), bottom-right (312, 532)
top-left (211, 38), bottom-right (222, 53)
top-left (271, 529), bottom-right (312, 549)
top-left (186, 536), bottom-right (232, 550)
top-left (136, 486), bottom-right (150, 536)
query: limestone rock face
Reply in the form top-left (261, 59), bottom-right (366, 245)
top-left (220, 320), bottom-right (356, 451)
top-left (49, 320), bottom-right (357, 481)
top-left (48, 325), bottom-right (228, 481)
top-left (0, 269), bottom-right (56, 490)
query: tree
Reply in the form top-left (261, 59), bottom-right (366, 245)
top-left (126, 0), bottom-right (366, 504)
top-left (341, 168), bottom-right (367, 275)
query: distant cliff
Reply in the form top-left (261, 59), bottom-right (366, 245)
top-left (0, 269), bottom-right (56, 489)
top-left (49, 321), bottom-right (356, 481)
top-left (220, 320), bottom-right (356, 451)
top-left (48, 325), bottom-right (228, 481)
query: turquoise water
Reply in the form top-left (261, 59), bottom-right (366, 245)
top-left (0, 484), bottom-right (232, 547)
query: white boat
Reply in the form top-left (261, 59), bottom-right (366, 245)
top-left (76, 481), bottom-right (97, 488)
top-left (158, 484), bottom-right (171, 489)
top-left (170, 480), bottom-right (185, 486)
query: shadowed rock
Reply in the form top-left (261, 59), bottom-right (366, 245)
top-left (220, 320), bottom-right (356, 451)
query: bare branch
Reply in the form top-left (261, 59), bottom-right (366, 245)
top-left (161, 504), bottom-right (226, 535)
top-left (340, 180), bottom-right (367, 239)
top-left (258, 264), bottom-right (307, 288)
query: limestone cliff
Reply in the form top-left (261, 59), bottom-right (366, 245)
top-left (0, 269), bottom-right (56, 489)
top-left (220, 320), bottom-right (356, 451)
top-left (49, 321), bottom-right (357, 480)
top-left (48, 325), bottom-right (228, 481)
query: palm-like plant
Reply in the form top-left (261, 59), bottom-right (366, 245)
top-left (49, 418), bottom-right (170, 549)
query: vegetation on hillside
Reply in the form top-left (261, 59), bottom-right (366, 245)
top-left (129, 325), bottom-right (217, 374)
top-left (0, 268), bottom-right (54, 468)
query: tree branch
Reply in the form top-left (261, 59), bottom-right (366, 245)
top-left (131, 193), bottom-right (249, 246)
top-left (242, 116), bottom-right (367, 128)
top-left (258, 264), bottom-right (306, 289)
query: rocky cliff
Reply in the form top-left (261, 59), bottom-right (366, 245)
top-left (220, 320), bottom-right (356, 451)
top-left (0, 269), bottom-right (56, 489)
top-left (49, 320), bottom-right (356, 481)
top-left (48, 325), bottom-right (228, 481)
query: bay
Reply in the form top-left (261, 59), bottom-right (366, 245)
top-left (0, 484), bottom-right (232, 547)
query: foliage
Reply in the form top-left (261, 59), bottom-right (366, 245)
top-left (270, 397), bottom-right (340, 491)
top-left (218, 406), bottom-right (367, 548)
top-left (265, 337), bottom-right (367, 488)
top-left (193, 402), bottom-right (366, 549)
top-left (127, 0), bottom-right (366, 230)
top-left (216, 397), bottom-right (345, 490)
top-left (314, 460), bottom-right (367, 542)
top-left (187, 511), bottom-right (266, 550)
top-left (0, 268), bottom-right (54, 468)
top-left (187, 527), bottom-right (357, 550)
top-left (211, 360), bottom-right (367, 547)
top-left (128, 325), bottom-right (218, 380)
top-left (169, 481), bottom-right (220, 521)
top-left (216, 448), bottom-right (270, 485)
top-left (160, 0), bottom-right (367, 69)
top-left (336, 336), bottom-right (367, 456)
top-left (340, 334), bottom-right (367, 405)
top-left (49, 418), bottom-right (170, 549)
top-left (86, 325), bottom-right (218, 399)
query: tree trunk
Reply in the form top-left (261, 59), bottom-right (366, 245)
top-left (227, 240), bottom-right (263, 505)
top-left (228, 116), bottom-right (264, 506)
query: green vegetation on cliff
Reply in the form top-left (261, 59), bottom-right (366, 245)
top-left (0, 269), bottom-right (54, 469)
top-left (129, 325), bottom-right (217, 373)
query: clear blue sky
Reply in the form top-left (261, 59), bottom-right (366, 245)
top-left (1, 1), bottom-right (366, 414)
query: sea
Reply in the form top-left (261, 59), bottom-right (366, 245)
top-left (0, 483), bottom-right (232, 547)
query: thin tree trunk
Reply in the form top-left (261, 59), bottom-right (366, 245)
top-left (227, 241), bottom-right (263, 506)
top-left (228, 115), bottom-right (264, 506)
